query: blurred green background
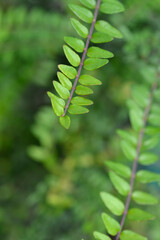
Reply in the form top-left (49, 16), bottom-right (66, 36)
top-left (0, 0), bottom-right (160, 239)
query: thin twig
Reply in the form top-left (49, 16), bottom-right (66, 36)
top-left (115, 79), bottom-right (158, 240)
top-left (62, 0), bottom-right (101, 117)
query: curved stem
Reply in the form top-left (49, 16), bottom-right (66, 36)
top-left (62, 0), bottom-right (101, 117)
top-left (115, 79), bottom-right (158, 240)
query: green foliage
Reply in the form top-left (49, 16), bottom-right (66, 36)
top-left (48, 0), bottom-right (124, 128)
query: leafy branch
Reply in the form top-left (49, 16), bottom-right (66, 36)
top-left (48, 0), bottom-right (124, 129)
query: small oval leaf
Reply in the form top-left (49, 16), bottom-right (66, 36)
top-left (71, 18), bottom-right (88, 38)
top-left (69, 4), bottom-right (93, 23)
top-left (53, 81), bottom-right (70, 99)
top-left (109, 171), bottom-right (130, 196)
top-left (68, 104), bottom-right (89, 114)
top-left (132, 191), bottom-right (159, 205)
top-left (76, 85), bottom-right (93, 95)
top-left (91, 32), bottom-right (113, 43)
top-left (100, 0), bottom-right (125, 14)
top-left (128, 208), bottom-right (155, 221)
top-left (58, 64), bottom-right (77, 79)
top-left (57, 72), bottom-right (72, 90)
top-left (87, 46), bottom-right (114, 59)
top-left (63, 45), bottom-right (81, 67)
top-left (84, 58), bottom-right (109, 70)
top-left (71, 96), bottom-right (93, 106)
top-left (64, 36), bottom-right (85, 53)
top-left (102, 212), bottom-right (120, 236)
top-left (95, 20), bottom-right (123, 38)
top-left (105, 161), bottom-right (131, 179)
top-left (59, 115), bottom-right (71, 129)
top-left (79, 74), bottom-right (102, 86)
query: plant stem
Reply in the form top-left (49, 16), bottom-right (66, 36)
top-left (62, 0), bottom-right (101, 117)
top-left (115, 79), bottom-right (158, 240)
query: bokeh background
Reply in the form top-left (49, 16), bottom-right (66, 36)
top-left (0, 0), bottom-right (160, 239)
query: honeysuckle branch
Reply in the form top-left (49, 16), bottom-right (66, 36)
top-left (62, 0), bottom-right (101, 117)
top-left (115, 78), bottom-right (158, 240)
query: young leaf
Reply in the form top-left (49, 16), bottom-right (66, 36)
top-left (100, 0), bottom-right (125, 14)
top-left (121, 140), bottom-right (136, 161)
top-left (69, 4), bottom-right (93, 23)
top-left (57, 72), bottom-right (72, 90)
top-left (132, 191), bottom-right (159, 205)
top-left (136, 170), bottom-right (160, 183)
top-left (84, 58), bottom-right (109, 70)
top-left (93, 232), bottom-right (112, 240)
top-left (95, 20), bottom-right (123, 38)
top-left (68, 104), bottom-right (89, 114)
top-left (105, 161), bottom-right (131, 179)
top-left (117, 129), bottom-right (137, 146)
top-left (80, 0), bottom-right (96, 9)
top-left (76, 85), bottom-right (93, 95)
top-left (47, 92), bottom-right (64, 117)
top-left (109, 171), bottom-right (130, 196)
top-left (91, 32), bottom-right (113, 43)
top-left (71, 96), bottom-right (93, 106)
top-left (64, 36), bottom-right (85, 53)
top-left (139, 152), bottom-right (158, 165)
top-left (128, 208), bottom-right (155, 221)
top-left (102, 212), bottom-right (120, 236)
top-left (79, 74), bottom-right (102, 86)
top-left (63, 45), bottom-right (81, 67)
top-left (59, 115), bottom-right (71, 129)
top-left (58, 64), bottom-right (77, 79)
top-left (87, 46), bottom-right (114, 59)
top-left (53, 81), bottom-right (70, 99)
top-left (120, 230), bottom-right (147, 240)
top-left (71, 18), bottom-right (88, 38)
top-left (100, 192), bottom-right (125, 216)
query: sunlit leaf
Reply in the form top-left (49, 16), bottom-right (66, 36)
top-left (95, 20), bottom-right (123, 38)
top-left (132, 191), bottom-right (159, 205)
top-left (71, 18), bottom-right (88, 38)
top-left (68, 104), bottom-right (89, 114)
top-left (63, 45), bottom-right (80, 67)
top-left (80, 0), bottom-right (96, 9)
top-left (109, 171), bottom-right (130, 196)
top-left (59, 115), bottom-right (71, 129)
top-left (53, 81), bottom-right (70, 99)
top-left (79, 74), bottom-right (102, 86)
top-left (139, 152), bottom-right (158, 165)
top-left (121, 140), bottom-right (136, 161)
top-left (128, 208), bottom-right (155, 221)
top-left (105, 161), bottom-right (131, 178)
top-left (76, 85), bottom-right (93, 95)
top-left (58, 64), bottom-right (77, 79)
top-left (129, 108), bottom-right (143, 131)
top-left (91, 32), bottom-right (113, 43)
top-left (69, 4), bottom-right (93, 23)
top-left (117, 129), bottom-right (137, 146)
top-left (102, 212), bottom-right (120, 236)
top-left (64, 36), bottom-right (85, 53)
top-left (57, 72), bottom-right (72, 90)
top-left (87, 46), bottom-right (114, 58)
top-left (93, 231), bottom-right (112, 240)
top-left (84, 58), bottom-right (109, 70)
top-left (47, 92), bottom-right (64, 117)
top-left (136, 170), bottom-right (160, 183)
top-left (120, 230), bottom-right (147, 240)
top-left (100, 192), bottom-right (124, 216)
top-left (100, 0), bottom-right (125, 14)
top-left (71, 96), bottom-right (93, 106)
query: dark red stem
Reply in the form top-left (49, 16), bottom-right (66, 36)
top-left (115, 79), bottom-right (158, 240)
top-left (62, 0), bottom-right (101, 117)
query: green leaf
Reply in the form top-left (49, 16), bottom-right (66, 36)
top-left (132, 85), bottom-right (149, 108)
top-left (79, 74), bottom-right (102, 86)
top-left (117, 129), bottom-right (137, 146)
top-left (105, 161), bottom-right (131, 179)
top-left (57, 72), bottom-right (72, 90)
top-left (95, 20), bottom-right (123, 38)
top-left (100, 0), bottom-right (125, 14)
top-left (87, 46), bottom-right (114, 59)
top-left (63, 45), bottom-right (80, 67)
top-left (128, 208), bottom-right (155, 221)
top-left (69, 4), bottom-right (93, 23)
top-left (80, 0), bottom-right (96, 9)
top-left (139, 152), bottom-right (158, 165)
top-left (71, 18), bottom-right (88, 38)
top-left (91, 32), bottom-right (113, 43)
top-left (109, 171), bottom-right (130, 196)
top-left (59, 116), bottom-right (71, 129)
top-left (84, 58), bottom-right (109, 70)
top-left (129, 109), bottom-right (143, 131)
top-left (143, 136), bottom-right (159, 149)
top-left (120, 230), bottom-right (147, 240)
top-left (68, 104), bottom-right (89, 114)
top-left (64, 36), bottom-right (85, 53)
top-left (121, 140), bottom-right (136, 161)
top-left (145, 126), bottom-right (160, 135)
top-left (127, 99), bottom-right (143, 117)
top-left (76, 85), bottom-right (93, 95)
top-left (132, 191), bottom-right (159, 205)
top-left (93, 232), bottom-right (112, 240)
top-left (53, 81), bottom-right (70, 99)
top-left (136, 170), bottom-right (160, 183)
top-left (58, 64), bottom-right (77, 79)
top-left (100, 192), bottom-right (124, 216)
top-left (71, 96), bottom-right (93, 106)
top-left (47, 92), bottom-right (64, 117)
top-left (149, 113), bottom-right (160, 126)
top-left (102, 213), bottom-right (120, 236)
